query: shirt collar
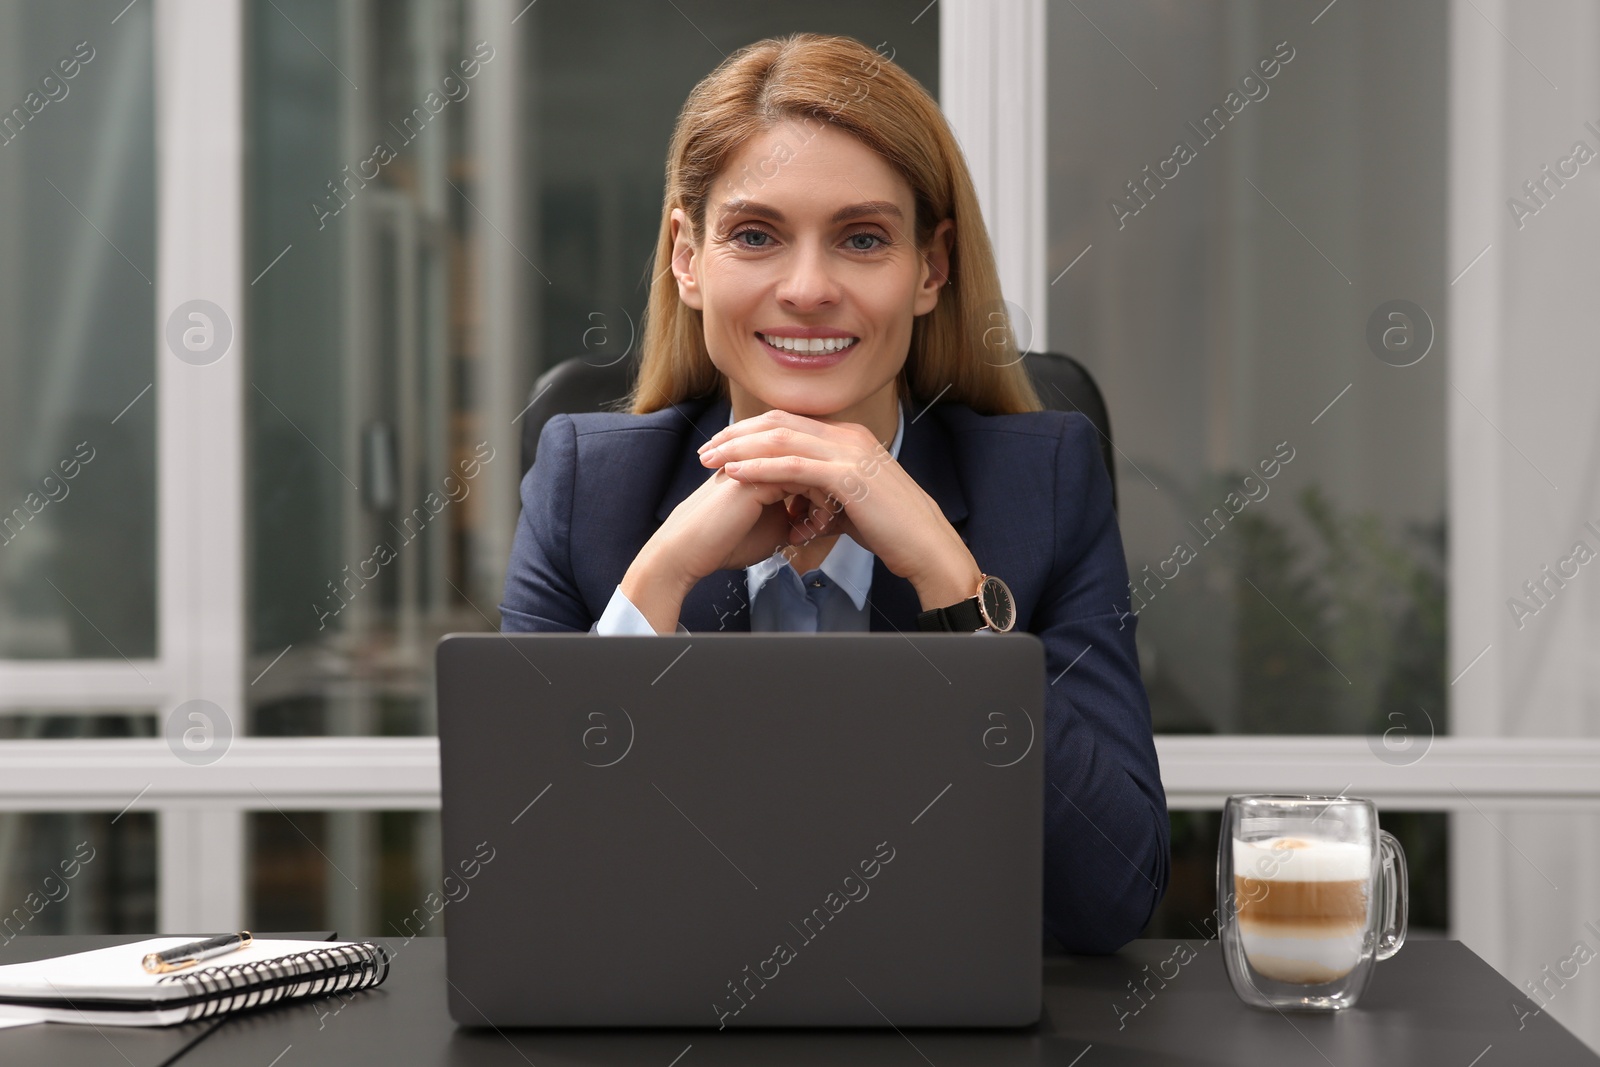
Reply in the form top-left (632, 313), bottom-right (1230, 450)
top-left (742, 399), bottom-right (905, 612)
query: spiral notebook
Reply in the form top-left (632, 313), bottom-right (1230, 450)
top-left (0, 937), bottom-right (390, 1027)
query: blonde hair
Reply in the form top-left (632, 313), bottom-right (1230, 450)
top-left (627, 32), bottom-right (1043, 416)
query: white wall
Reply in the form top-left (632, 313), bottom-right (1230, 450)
top-left (1449, 0), bottom-right (1600, 1049)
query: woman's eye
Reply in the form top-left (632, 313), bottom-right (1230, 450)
top-left (728, 228), bottom-right (886, 252)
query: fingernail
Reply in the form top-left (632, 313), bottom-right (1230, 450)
top-left (700, 446), bottom-right (721, 462)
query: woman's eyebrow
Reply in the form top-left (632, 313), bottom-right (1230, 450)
top-left (717, 198), bottom-right (904, 224)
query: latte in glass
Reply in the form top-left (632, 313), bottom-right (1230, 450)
top-left (1232, 836), bottom-right (1370, 985)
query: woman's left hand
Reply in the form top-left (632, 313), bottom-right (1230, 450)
top-left (696, 408), bottom-right (982, 608)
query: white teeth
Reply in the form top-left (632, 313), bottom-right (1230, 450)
top-left (760, 333), bottom-right (858, 354)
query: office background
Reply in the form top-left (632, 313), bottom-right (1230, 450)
top-left (0, 0), bottom-right (1596, 1051)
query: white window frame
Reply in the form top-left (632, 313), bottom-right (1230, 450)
top-left (1, 0), bottom-right (1597, 947)
top-left (0, 0), bottom-right (248, 932)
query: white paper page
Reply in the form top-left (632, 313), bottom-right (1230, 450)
top-left (0, 938), bottom-right (357, 1002)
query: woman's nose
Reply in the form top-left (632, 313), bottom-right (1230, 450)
top-left (775, 246), bottom-right (841, 310)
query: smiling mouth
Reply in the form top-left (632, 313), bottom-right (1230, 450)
top-left (756, 332), bottom-right (860, 355)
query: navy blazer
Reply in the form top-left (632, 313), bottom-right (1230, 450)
top-left (500, 392), bottom-right (1170, 953)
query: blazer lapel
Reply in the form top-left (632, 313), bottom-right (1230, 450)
top-left (651, 394), bottom-right (968, 634)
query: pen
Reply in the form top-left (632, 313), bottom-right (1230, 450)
top-left (142, 931), bottom-right (253, 974)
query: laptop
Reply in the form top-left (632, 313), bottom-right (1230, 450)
top-left (435, 632), bottom-right (1044, 1028)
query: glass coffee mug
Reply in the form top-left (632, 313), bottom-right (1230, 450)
top-left (1218, 794), bottom-right (1407, 1011)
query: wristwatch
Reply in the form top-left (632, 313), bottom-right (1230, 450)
top-left (916, 573), bottom-right (1016, 632)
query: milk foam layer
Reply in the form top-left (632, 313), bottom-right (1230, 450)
top-left (1233, 836), bottom-right (1369, 883)
top-left (1238, 931), bottom-right (1366, 984)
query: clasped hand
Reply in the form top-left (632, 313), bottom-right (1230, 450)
top-left (685, 407), bottom-right (975, 597)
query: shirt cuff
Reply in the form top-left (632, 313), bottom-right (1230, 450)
top-left (594, 584), bottom-right (690, 635)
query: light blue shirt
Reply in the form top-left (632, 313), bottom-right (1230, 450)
top-left (592, 398), bottom-right (992, 635)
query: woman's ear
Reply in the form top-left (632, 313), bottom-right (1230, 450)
top-left (914, 218), bottom-right (955, 316)
top-left (670, 208), bottom-right (704, 310)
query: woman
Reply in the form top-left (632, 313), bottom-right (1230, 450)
top-left (499, 32), bottom-right (1167, 954)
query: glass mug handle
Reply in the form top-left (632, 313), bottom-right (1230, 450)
top-left (1375, 829), bottom-right (1408, 960)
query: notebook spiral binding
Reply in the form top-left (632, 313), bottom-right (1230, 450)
top-left (154, 942), bottom-right (392, 1021)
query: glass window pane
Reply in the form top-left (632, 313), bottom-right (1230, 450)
top-left (0, 812), bottom-right (157, 937)
top-left (247, 809), bottom-right (441, 937)
top-left (0, 710), bottom-right (156, 740)
top-left (1046, 2), bottom-right (1447, 735)
top-left (245, 1), bottom-right (937, 735)
top-left (0, 1), bottom-right (157, 660)
top-left (247, 0), bottom-right (473, 739)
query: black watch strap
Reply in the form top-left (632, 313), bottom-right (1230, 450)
top-left (916, 596), bottom-right (985, 632)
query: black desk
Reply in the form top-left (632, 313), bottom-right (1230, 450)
top-left (7, 936), bottom-right (1597, 1065)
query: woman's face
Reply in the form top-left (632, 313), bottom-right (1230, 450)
top-left (671, 118), bottom-right (953, 430)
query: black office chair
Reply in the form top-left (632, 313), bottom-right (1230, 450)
top-left (518, 350), bottom-right (1118, 513)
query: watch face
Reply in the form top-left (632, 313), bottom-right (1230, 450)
top-left (980, 576), bottom-right (1015, 631)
